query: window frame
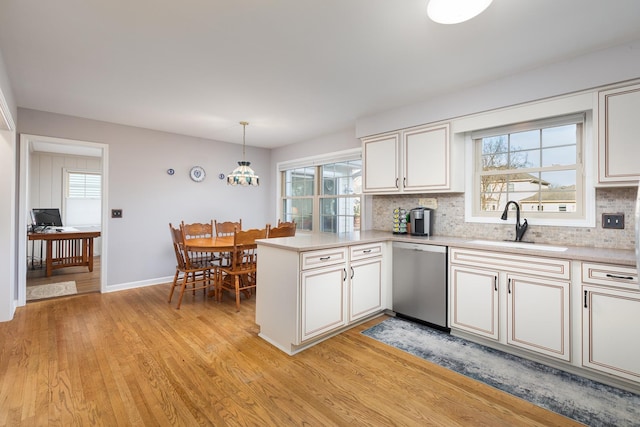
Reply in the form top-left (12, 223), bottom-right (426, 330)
top-left (63, 168), bottom-right (102, 226)
top-left (464, 111), bottom-right (596, 228)
top-left (277, 149), bottom-right (362, 233)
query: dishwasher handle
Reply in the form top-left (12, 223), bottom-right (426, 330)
top-left (392, 242), bottom-right (446, 254)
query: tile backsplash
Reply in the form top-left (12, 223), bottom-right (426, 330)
top-left (371, 187), bottom-right (637, 250)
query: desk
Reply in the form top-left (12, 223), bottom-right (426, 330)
top-left (28, 230), bottom-right (101, 277)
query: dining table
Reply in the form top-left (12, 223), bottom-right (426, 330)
top-left (183, 235), bottom-right (235, 253)
top-left (184, 235), bottom-right (237, 297)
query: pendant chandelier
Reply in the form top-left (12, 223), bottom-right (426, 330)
top-left (227, 121), bottom-right (260, 186)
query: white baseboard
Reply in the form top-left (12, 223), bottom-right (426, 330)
top-left (103, 276), bottom-right (173, 293)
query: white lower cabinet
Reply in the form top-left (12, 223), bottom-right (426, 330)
top-left (256, 241), bottom-right (388, 355)
top-left (581, 262), bottom-right (640, 382)
top-left (349, 254), bottom-right (383, 323)
top-left (301, 263), bottom-right (347, 342)
top-left (301, 243), bottom-right (386, 343)
top-left (449, 248), bottom-right (571, 362)
top-left (450, 265), bottom-right (499, 340)
top-left (506, 274), bottom-right (570, 361)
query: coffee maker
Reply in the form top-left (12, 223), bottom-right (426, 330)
top-left (409, 207), bottom-right (433, 236)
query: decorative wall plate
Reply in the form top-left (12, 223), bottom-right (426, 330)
top-left (189, 166), bottom-right (206, 182)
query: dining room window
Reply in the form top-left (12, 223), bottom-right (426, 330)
top-left (280, 151), bottom-right (362, 233)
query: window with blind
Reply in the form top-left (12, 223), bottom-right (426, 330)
top-left (64, 170), bottom-right (102, 226)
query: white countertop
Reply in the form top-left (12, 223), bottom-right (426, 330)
top-left (257, 231), bottom-right (637, 267)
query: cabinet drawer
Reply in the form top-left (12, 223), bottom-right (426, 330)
top-left (581, 262), bottom-right (638, 290)
top-left (350, 242), bottom-right (384, 261)
top-left (449, 248), bottom-right (570, 280)
top-left (301, 247), bottom-right (347, 270)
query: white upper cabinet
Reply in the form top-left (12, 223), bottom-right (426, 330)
top-left (598, 82), bottom-right (640, 184)
top-left (362, 123), bottom-right (463, 194)
top-left (362, 132), bottom-right (400, 193)
top-left (403, 124), bottom-right (450, 192)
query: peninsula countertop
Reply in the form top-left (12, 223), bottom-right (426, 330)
top-left (256, 230), bottom-right (636, 267)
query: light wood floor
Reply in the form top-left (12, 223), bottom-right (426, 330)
top-left (26, 256), bottom-right (101, 296)
top-left (0, 284), bottom-right (580, 426)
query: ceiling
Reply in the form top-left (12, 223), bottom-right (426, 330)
top-left (1, 0), bottom-right (640, 149)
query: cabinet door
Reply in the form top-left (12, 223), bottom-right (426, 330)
top-left (403, 124), bottom-right (450, 191)
top-left (300, 264), bottom-right (347, 342)
top-left (450, 265), bottom-right (499, 340)
top-left (349, 257), bottom-right (382, 322)
top-left (362, 133), bottom-right (400, 193)
top-left (582, 285), bottom-right (640, 381)
top-left (507, 274), bottom-right (570, 361)
top-left (598, 83), bottom-right (640, 183)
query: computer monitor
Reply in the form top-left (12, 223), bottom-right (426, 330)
top-left (32, 208), bottom-right (63, 227)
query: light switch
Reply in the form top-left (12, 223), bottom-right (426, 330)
top-left (602, 213), bottom-right (624, 229)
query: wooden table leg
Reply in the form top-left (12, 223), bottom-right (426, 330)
top-left (46, 240), bottom-right (53, 277)
top-left (87, 238), bottom-right (94, 272)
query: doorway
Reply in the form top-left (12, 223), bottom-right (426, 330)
top-left (17, 134), bottom-right (108, 305)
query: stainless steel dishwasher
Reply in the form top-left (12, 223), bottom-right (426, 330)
top-left (392, 242), bottom-right (448, 330)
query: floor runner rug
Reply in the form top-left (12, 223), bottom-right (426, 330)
top-left (26, 281), bottom-right (77, 301)
top-left (362, 316), bottom-right (640, 427)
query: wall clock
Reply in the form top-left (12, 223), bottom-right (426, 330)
top-left (189, 166), bottom-right (206, 182)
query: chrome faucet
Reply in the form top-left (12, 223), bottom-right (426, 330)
top-left (501, 201), bottom-right (528, 242)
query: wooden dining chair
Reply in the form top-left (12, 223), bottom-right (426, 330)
top-left (214, 219), bottom-right (242, 236)
top-left (168, 223), bottom-right (215, 309)
top-left (216, 227), bottom-right (267, 311)
top-left (181, 220), bottom-right (219, 266)
top-left (214, 219), bottom-right (242, 266)
top-left (268, 220), bottom-right (296, 238)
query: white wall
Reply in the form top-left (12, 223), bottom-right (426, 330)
top-left (356, 38), bottom-right (640, 138)
top-left (268, 128), bottom-right (361, 219)
top-left (0, 128), bottom-right (16, 321)
top-left (29, 152), bottom-right (102, 216)
top-left (17, 109), bottom-right (271, 289)
top-left (0, 49), bottom-right (16, 322)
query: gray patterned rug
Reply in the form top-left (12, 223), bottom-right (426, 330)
top-left (362, 317), bottom-right (640, 427)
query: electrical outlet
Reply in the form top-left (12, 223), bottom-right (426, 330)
top-left (418, 198), bottom-right (438, 209)
top-left (111, 209), bottom-right (123, 219)
top-left (602, 213), bottom-right (624, 229)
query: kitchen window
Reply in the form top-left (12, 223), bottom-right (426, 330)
top-left (280, 150), bottom-right (362, 233)
top-left (472, 113), bottom-right (586, 221)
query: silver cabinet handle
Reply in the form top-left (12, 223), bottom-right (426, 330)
top-left (319, 256), bottom-right (331, 261)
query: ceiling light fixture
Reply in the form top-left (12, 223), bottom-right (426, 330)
top-left (427, 0), bottom-right (493, 24)
top-left (227, 121), bottom-right (260, 186)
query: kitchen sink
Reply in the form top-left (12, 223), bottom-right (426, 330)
top-left (468, 240), bottom-right (568, 252)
